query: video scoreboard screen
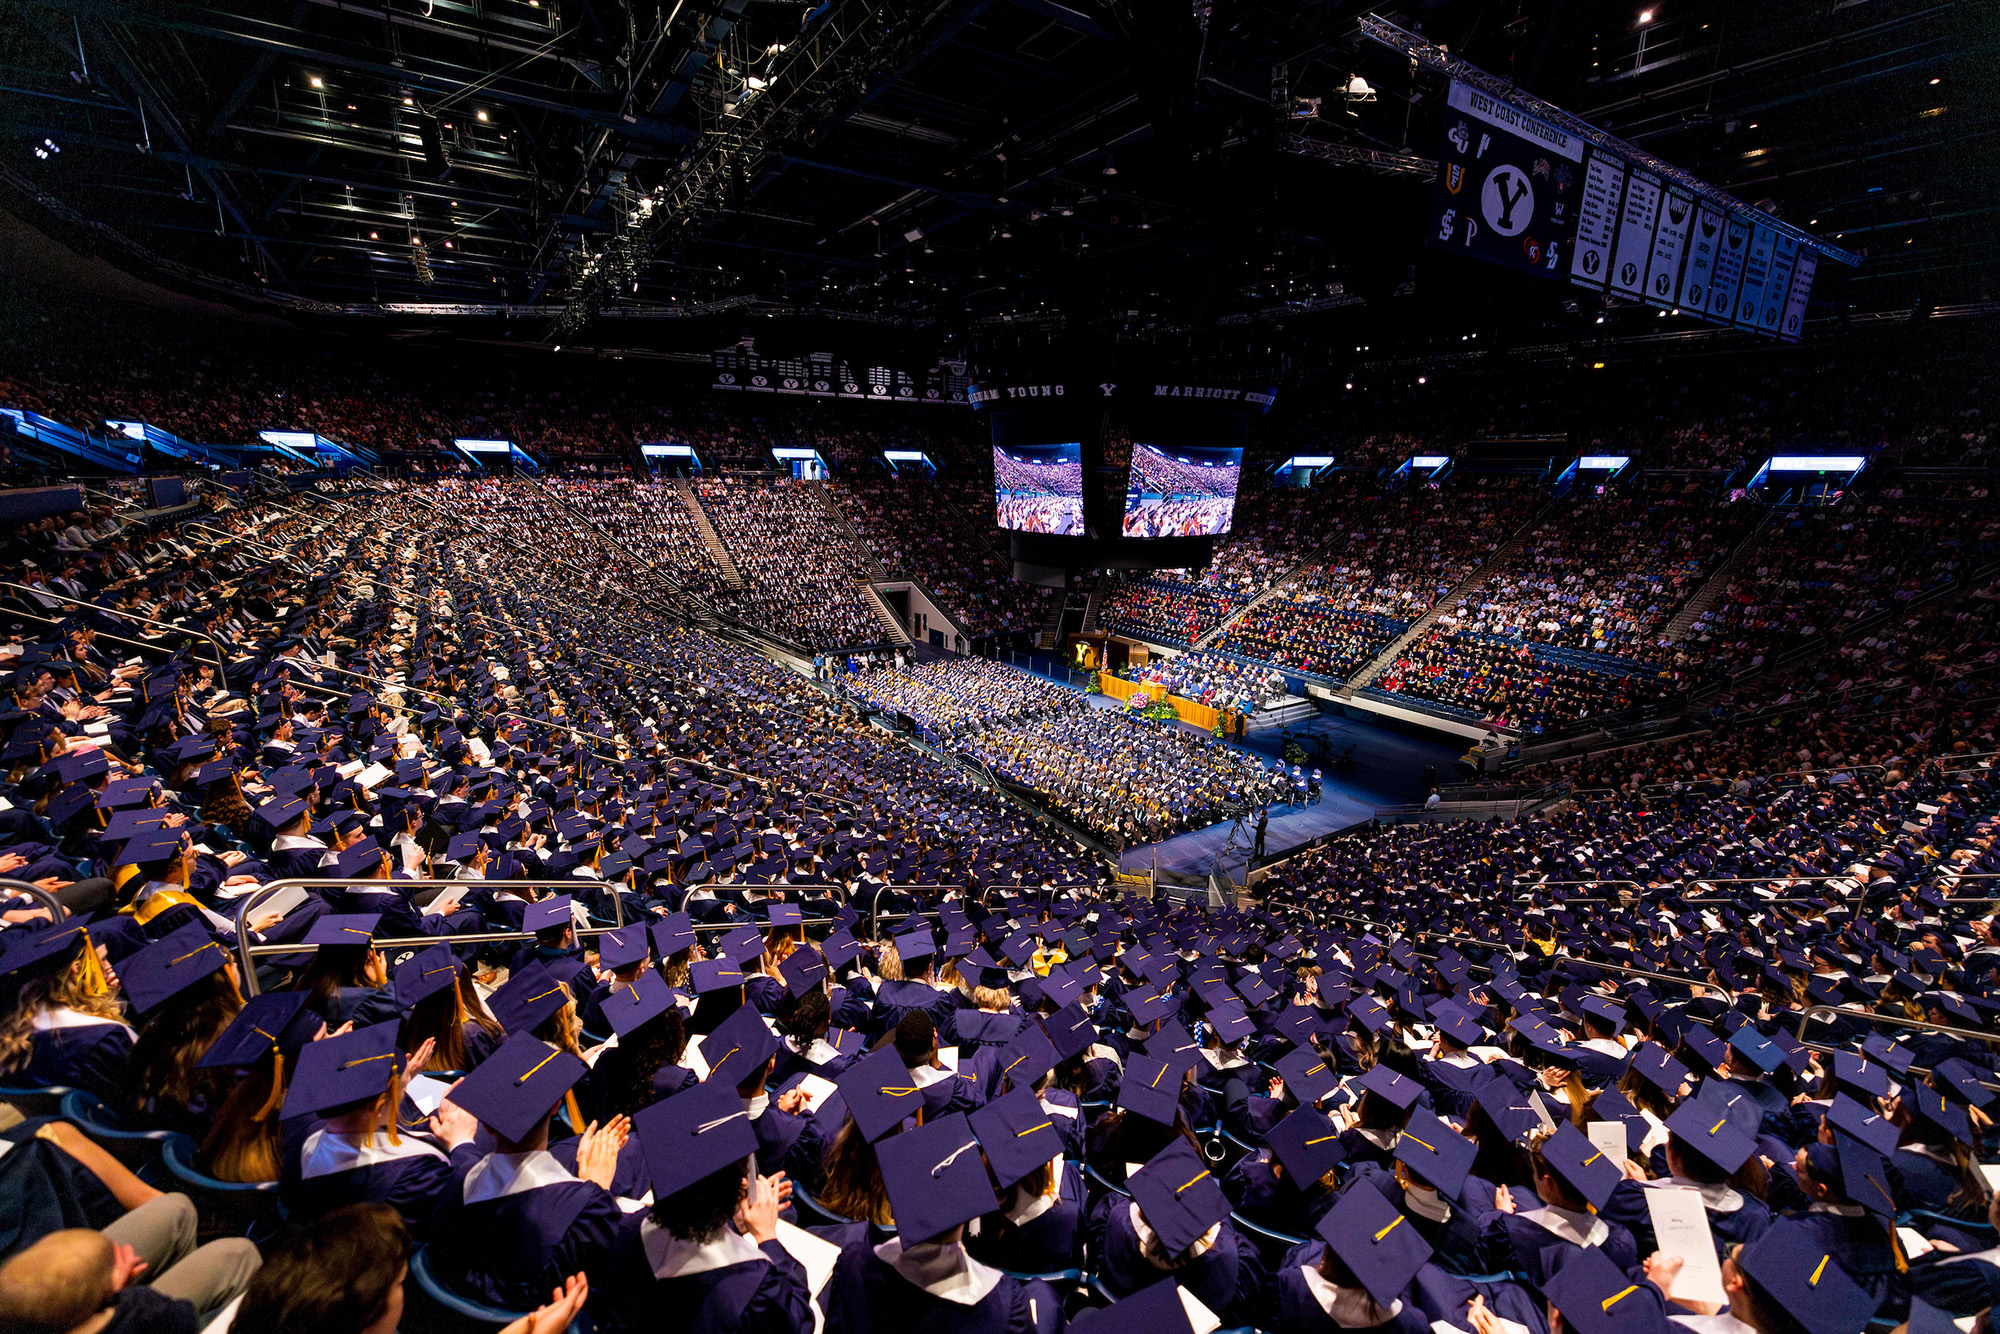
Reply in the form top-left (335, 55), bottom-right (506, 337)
top-left (1121, 444), bottom-right (1245, 537)
top-left (993, 442), bottom-right (1084, 534)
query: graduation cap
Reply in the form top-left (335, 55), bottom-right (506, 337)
top-left (1543, 1243), bottom-right (1670, 1334)
top-left (390, 944), bottom-right (463, 1011)
top-left (1118, 1054), bottom-right (1184, 1126)
top-left (699, 1003), bottom-right (780, 1088)
top-left (1727, 1025), bottom-right (1786, 1075)
top-left (996, 1023), bottom-right (1058, 1093)
top-left (119, 922), bottom-right (231, 1014)
top-left (489, 961), bottom-right (573, 1033)
top-left (1316, 1178), bottom-right (1434, 1308)
top-left (1827, 1051), bottom-right (1892, 1102)
top-left (113, 829), bottom-right (185, 871)
top-left (1930, 1057), bottom-right (1996, 1110)
top-left (1391, 1110), bottom-right (1475, 1200)
top-left (1664, 1097), bottom-right (1756, 1173)
top-left (1355, 1063), bottom-right (1422, 1111)
top-left (44, 783), bottom-right (98, 828)
top-left (332, 839), bottom-right (389, 878)
top-left (522, 896), bottom-right (575, 934)
top-left (633, 1075), bottom-right (758, 1201)
top-left (1045, 1002), bottom-right (1097, 1063)
top-left (595, 927), bottom-right (652, 973)
top-left (876, 1111), bottom-right (998, 1243)
top-left (1066, 1278), bottom-right (1197, 1334)
top-left (1734, 1220), bottom-right (1882, 1334)
top-left (1907, 1081), bottom-right (1973, 1147)
top-left (837, 1047), bottom-right (928, 1142)
top-left (1128, 1137), bottom-right (1231, 1255)
top-left (280, 1022), bottom-right (406, 1119)
top-left (970, 1086), bottom-right (1065, 1189)
top-left (1859, 1034), bottom-right (1915, 1074)
top-left (1823, 1093), bottom-right (1901, 1158)
top-left (688, 959), bottom-right (747, 995)
top-left (650, 914), bottom-right (696, 958)
top-left (1275, 1044), bottom-right (1338, 1106)
top-left (1626, 1042), bottom-right (1689, 1096)
top-left (448, 1030), bottom-right (588, 1144)
top-left (1537, 1120), bottom-right (1623, 1210)
top-left (198, 990), bottom-right (317, 1071)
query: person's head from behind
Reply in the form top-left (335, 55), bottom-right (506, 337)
top-left (237, 1202), bottom-right (411, 1334)
top-left (0, 1230), bottom-right (117, 1334)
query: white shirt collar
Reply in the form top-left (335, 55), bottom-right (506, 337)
top-left (1521, 1205), bottom-right (1610, 1248)
top-left (32, 1005), bottom-right (135, 1038)
top-left (1298, 1265), bottom-right (1403, 1328)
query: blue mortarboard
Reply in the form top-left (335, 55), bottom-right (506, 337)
top-left (650, 914), bottom-right (696, 957)
top-left (1356, 1063), bottom-right (1422, 1110)
top-left (1824, 1093), bottom-right (1900, 1157)
top-left (198, 991), bottom-right (317, 1069)
top-left (596, 927), bottom-right (651, 972)
top-left (689, 958), bottom-right (747, 995)
top-left (699, 1003), bottom-right (781, 1088)
top-left (634, 1075), bottom-right (758, 1201)
top-left (997, 1023), bottom-right (1058, 1092)
top-left (1544, 1243), bottom-right (1670, 1334)
top-left (1128, 1137), bottom-right (1230, 1254)
top-left (393, 944), bottom-right (463, 1009)
top-left (1665, 1097), bottom-right (1757, 1172)
top-left (838, 1047), bottom-right (927, 1141)
top-left (1859, 1034), bottom-right (1915, 1074)
top-left (1275, 1044), bottom-right (1338, 1105)
top-left (280, 1022), bottom-right (405, 1118)
top-left (1538, 1120), bottom-right (1624, 1209)
top-left (1266, 1107), bottom-right (1346, 1189)
top-left (304, 913), bottom-right (381, 947)
top-left (44, 783), bottom-right (97, 828)
top-left (332, 839), bottom-right (389, 878)
top-left (0, 920), bottom-right (91, 978)
top-left (1728, 1025), bottom-right (1785, 1074)
top-left (1735, 1220), bottom-right (1882, 1334)
top-left (1317, 1177), bottom-right (1434, 1307)
top-left (448, 1031), bottom-right (588, 1143)
top-left (1120, 1056), bottom-right (1176, 1128)
top-left (1392, 1110), bottom-right (1476, 1200)
top-left (1045, 1003), bottom-right (1097, 1062)
top-left (876, 1111), bottom-right (998, 1243)
top-left (893, 925), bottom-right (935, 964)
top-left (1066, 1278), bottom-right (1196, 1334)
top-left (523, 896), bottom-right (574, 933)
top-left (1626, 1042), bottom-right (1688, 1095)
top-left (119, 922), bottom-right (230, 1014)
top-left (489, 961), bottom-right (573, 1033)
top-left (1434, 1009), bottom-right (1485, 1046)
top-left (113, 829), bottom-right (184, 870)
top-left (1907, 1081), bottom-right (1974, 1146)
top-left (1828, 1051), bottom-right (1892, 1100)
top-left (970, 1085), bottom-right (1066, 1189)
top-left (603, 969), bottom-right (675, 1038)
top-left (1931, 1057), bottom-right (1996, 1110)
top-left (820, 929), bottom-right (862, 969)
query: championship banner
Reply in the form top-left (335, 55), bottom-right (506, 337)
top-left (1430, 81), bottom-right (1582, 277)
top-left (1754, 234), bottom-right (1799, 336)
top-left (1706, 214), bottom-right (1752, 325)
top-left (1643, 188), bottom-right (1695, 307)
top-left (1569, 149), bottom-right (1626, 290)
top-left (1676, 204), bottom-right (1724, 312)
top-left (1778, 251), bottom-right (1817, 343)
top-left (1732, 223), bottom-right (1777, 331)
top-left (1607, 168), bottom-right (1662, 299)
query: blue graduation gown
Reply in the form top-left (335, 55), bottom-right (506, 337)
top-left (1907, 1253), bottom-right (2000, 1316)
top-left (1784, 1207), bottom-right (1906, 1323)
top-left (280, 1124), bottom-right (476, 1234)
top-left (428, 1150), bottom-right (626, 1310)
top-left (966, 1160), bottom-right (1087, 1275)
top-left (16, 1011), bottom-right (133, 1102)
top-left (821, 1241), bottom-right (1061, 1334)
top-left (1091, 1196), bottom-right (1268, 1327)
top-left (1891, 1148), bottom-right (1969, 1214)
top-left (1274, 1243), bottom-right (1433, 1334)
top-left (604, 1229), bottom-right (813, 1334)
top-left (1477, 1207), bottom-right (1641, 1289)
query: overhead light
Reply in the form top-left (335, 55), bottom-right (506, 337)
top-left (1417, 376), bottom-right (1427, 385)
top-left (1930, 77), bottom-right (1941, 84)
top-left (1344, 382), bottom-right (1353, 390)
top-left (1592, 362), bottom-right (1606, 369)
top-left (476, 109), bottom-right (488, 121)
top-left (403, 97), bottom-right (413, 106)
top-left (1637, 8), bottom-right (1653, 22)
top-left (369, 231), bottom-right (379, 239)
top-left (309, 75), bottom-right (324, 88)
top-left (1102, 154), bottom-right (1117, 176)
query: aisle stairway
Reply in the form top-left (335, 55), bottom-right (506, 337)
top-left (1342, 500), bottom-right (1552, 689)
top-left (673, 476), bottom-right (745, 589)
top-left (1663, 508), bottom-right (1776, 641)
top-left (809, 480), bottom-right (891, 582)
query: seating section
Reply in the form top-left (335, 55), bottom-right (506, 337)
top-left (1128, 650), bottom-right (1288, 713)
top-left (693, 475), bottom-right (884, 649)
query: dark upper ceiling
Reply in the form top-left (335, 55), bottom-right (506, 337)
top-left (0, 0), bottom-right (1989, 366)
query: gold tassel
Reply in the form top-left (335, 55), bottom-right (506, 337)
top-left (1888, 1223), bottom-right (1909, 1275)
top-left (384, 1062), bottom-right (403, 1147)
top-left (254, 1052), bottom-right (286, 1121)
top-left (564, 1089), bottom-right (584, 1135)
top-left (75, 929), bottom-right (110, 997)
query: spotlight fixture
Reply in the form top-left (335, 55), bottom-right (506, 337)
top-left (1101, 154), bottom-right (1117, 176)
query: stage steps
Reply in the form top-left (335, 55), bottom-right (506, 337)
top-left (673, 476), bottom-right (746, 589)
top-left (861, 581), bottom-right (914, 645)
top-left (1246, 698), bottom-right (1320, 732)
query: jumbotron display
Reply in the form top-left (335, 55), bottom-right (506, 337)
top-left (1121, 443), bottom-right (1245, 537)
top-left (993, 442), bottom-right (1084, 534)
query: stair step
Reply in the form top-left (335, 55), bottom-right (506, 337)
top-left (674, 477), bottom-right (745, 589)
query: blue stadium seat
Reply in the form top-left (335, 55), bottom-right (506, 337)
top-left (59, 1089), bottom-right (172, 1170)
top-left (0, 1083), bottom-right (72, 1119)
top-left (159, 1131), bottom-right (285, 1242)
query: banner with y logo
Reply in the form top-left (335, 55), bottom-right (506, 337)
top-left (1428, 81), bottom-right (1582, 277)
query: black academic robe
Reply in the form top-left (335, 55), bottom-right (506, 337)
top-left (821, 1242), bottom-right (1061, 1334)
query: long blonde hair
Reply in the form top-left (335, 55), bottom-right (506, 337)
top-left (0, 956), bottom-right (123, 1075)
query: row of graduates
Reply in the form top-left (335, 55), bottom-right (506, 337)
top-left (6, 875), bottom-right (1998, 1334)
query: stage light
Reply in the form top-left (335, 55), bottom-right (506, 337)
top-left (1344, 382), bottom-right (1353, 390)
top-left (1637, 9), bottom-right (1653, 22)
top-left (1102, 154), bottom-right (1117, 176)
top-left (1930, 77), bottom-right (1941, 84)
top-left (309, 76), bottom-right (323, 88)
top-left (1417, 376), bottom-right (1427, 384)
top-left (476, 109), bottom-right (488, 121)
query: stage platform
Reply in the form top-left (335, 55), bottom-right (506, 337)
top-left (1099, 699), bottom-right (1467, 885)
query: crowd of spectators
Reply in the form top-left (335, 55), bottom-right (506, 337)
top-left (1375, 630), bottom-right (1684, 732)
top-left (691, 476), bottom-right (883, 649)
top-left (829, 471), bottom-right (1054, 639)
top-left (1209, 603), bottom-right (1404, 681)
top-left (1098, 577), bottom-right (1243, 646)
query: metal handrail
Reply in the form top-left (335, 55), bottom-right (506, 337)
top-left (0, 581), bottom-right (230, 690)
top-left (0, 877), bottom-right (71, 922)
top-left (1796, 1005), bottom-right (1998, 1049)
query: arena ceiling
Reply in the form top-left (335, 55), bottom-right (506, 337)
top-left (0, 0), bottom-right (1989, 355)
